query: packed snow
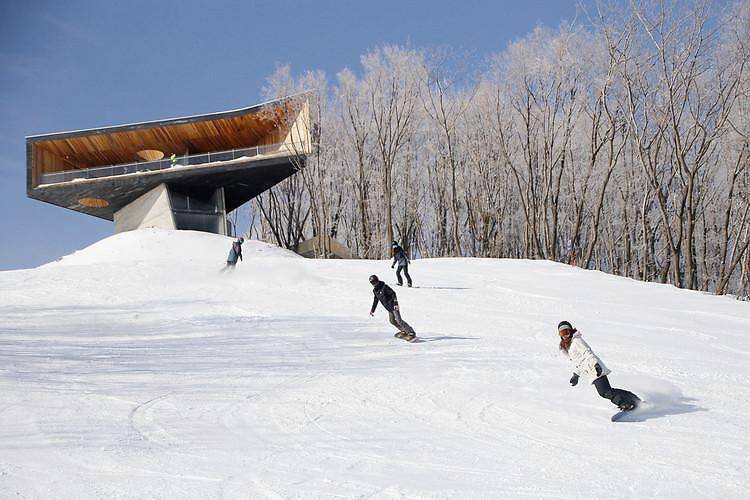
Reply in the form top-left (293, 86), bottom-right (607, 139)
top-left (1, 229), bottom-right (748, 499)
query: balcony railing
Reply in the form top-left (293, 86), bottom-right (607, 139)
top-left (39, 143), bottom-right (284, 185)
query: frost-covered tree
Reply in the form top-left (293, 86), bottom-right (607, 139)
top-left (251, 0), bottom-right (750, 298)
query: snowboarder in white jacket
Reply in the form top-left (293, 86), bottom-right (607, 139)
top-left (558, 321), bottom-right (640, 411)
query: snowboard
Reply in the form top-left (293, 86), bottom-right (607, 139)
top-left (611, 408), bottom-right (634, 422)
top-left (611, 401), bottom-right (644, 422)
top-left (394, 331), bottom-right (417, 342)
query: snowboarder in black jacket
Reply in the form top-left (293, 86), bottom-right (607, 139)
top-left (369, 274), bottom-right (416, 338)
top-left (226, 237), bottom-right (244, 266)
top-left (391, 241), bottom-right (412, 287)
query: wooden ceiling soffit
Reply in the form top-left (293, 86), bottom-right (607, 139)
top-left (28, 98), bottom-right (308, 177)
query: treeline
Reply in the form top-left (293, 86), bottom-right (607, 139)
top-left (251, 0), bottom-right (750, 298)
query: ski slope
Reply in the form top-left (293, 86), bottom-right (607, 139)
top-left (1, 229), bottom-right (748, 499)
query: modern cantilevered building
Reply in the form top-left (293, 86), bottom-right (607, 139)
top-left (26, 95), bottom-right (311, 235)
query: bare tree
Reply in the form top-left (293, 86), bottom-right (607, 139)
top-left (362, 46), bottom-right (422, 256)
top-left (336, 69), bottom-right (376, 258)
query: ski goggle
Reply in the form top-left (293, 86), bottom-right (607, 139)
top-left (558, 327), bottom-right (573, 337)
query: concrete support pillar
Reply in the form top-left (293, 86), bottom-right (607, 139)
top-left (114, 183), bottom-right (175, 233)
top-left (114, 183), bottom-right (228, 235)
top-left (212, 187), bottom-right (228, 236)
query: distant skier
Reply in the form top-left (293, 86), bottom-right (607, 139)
top-left (391, 241), bottom-right (412, 287)
top-left (558, 320), bottom-right (640, 411)
top-left (226, 237), bottom-right (244, 266)
top-left (369, 274), bottom-right (416, 341)
top-left (567, 237), bottom-right (577, 266)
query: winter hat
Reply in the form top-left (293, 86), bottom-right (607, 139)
top-left (558, 321), bottom-right (576, 335)
top-left (392, 241), bottom-right (399, 248)
top-left (369, 274), bottom-right (379, 285)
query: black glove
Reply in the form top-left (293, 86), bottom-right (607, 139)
top-left (570, 374), bottom-right (579, 386)
top-left (595, 363), bottom-right (602, 377)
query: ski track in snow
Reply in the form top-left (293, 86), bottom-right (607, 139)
top-left (1, 229), bottom-right (749, 499)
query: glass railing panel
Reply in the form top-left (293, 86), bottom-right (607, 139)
top-left (38, 143), bottom-right (285, 185)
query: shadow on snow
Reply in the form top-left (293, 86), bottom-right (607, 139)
top-left (414, 335), bottom-right (480, 342)
top-left (616, 392), bottom-right (707, 422)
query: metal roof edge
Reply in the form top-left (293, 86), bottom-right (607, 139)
top-left (25, 90), bottom-right (314, 142)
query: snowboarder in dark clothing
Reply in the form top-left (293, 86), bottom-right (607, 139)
top-left (391, 241), bottom-right (412, 287)
top-left (558, 321), bottom-right (640, 411)
top-left (226, 237), bottom-right (244, 266)
top-left (369, 274), bottom-right (416, 339)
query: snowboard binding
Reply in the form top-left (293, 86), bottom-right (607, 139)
top-left (394, 331), bottom-right (417, 342)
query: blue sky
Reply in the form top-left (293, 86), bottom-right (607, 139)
top-left (0, 0), bottom-right (579, 270)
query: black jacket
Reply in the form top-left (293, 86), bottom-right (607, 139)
top-left (392, 246), bottom-right (409, 267)
top-left (232, 241), bottom-right (243, 261)
top-left (371, 281), bottom-right (398, 313)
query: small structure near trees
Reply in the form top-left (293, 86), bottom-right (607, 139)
top-left (296, 235), bottom-right (355, 259)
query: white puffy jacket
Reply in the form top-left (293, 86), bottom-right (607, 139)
top-left (567, 332), bottom-right (610, 382)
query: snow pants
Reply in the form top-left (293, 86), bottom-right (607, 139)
top-left (593, 376), bottom-right (639, 408)
top-left (396, 264), bottom-right (412, 286)
top-left (388, 309), bottom-right (415, 334)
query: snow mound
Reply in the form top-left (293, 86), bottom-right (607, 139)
top-left (46, 228), bottom-right (299, 267)
top-left (1, 230), bottom-right (749, 499)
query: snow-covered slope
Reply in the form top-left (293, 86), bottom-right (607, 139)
top-left (1, 229), bottom-right (748, 499)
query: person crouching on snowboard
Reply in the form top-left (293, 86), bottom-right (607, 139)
top-left (226, 237), bottom-right (244, 266)
top-left (369, 274), bottom-right (416, 339)
top-left (558, 320), bottom-right (640, 411)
